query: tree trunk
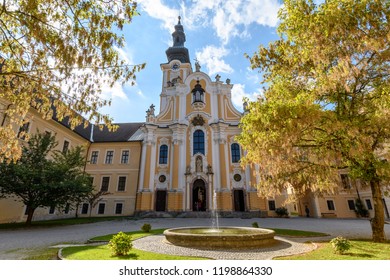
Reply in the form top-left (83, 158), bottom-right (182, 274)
top-left (25, 207), bottom-right (36, 226)
top-left (370, 180), bottom-right (386, 242)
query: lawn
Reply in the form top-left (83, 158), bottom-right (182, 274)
top-left (61, 229), bottom-right (206, 260)
top-left (276, 240), bottom-right (390, 260)
top-left (61, 245), bottom-right (207, 260)
top-left (61, 227), bottom-right (328, 260)
top-left (0, 216), bottom-right (130, 230)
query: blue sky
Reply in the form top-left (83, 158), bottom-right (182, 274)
top-left (100, 0), bottom-right (283, 123)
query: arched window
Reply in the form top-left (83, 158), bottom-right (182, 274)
top-left (231, 143), bottom-right (241, 163)
top-left (159, 145), bottom-right (168, 164)
top-left (192, 80), bottom-right (205, 103)
top-left (193, 130), bottom-right (205, 155)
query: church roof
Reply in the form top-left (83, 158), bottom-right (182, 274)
top-left (92, 122), bottom-right (144, 142)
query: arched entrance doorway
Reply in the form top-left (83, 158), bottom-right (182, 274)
top-left (233, 189), bottom-right (245, 212)
top-left (192, 179), bottom-right (206, 211)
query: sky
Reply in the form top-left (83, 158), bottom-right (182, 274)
top-left (100, 0), bottom-right (283, 123)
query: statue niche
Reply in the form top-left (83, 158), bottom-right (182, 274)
top-left (196, 156), bottom-right (203, 173)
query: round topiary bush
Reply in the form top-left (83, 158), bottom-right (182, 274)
top-left (252, 222), bottom-right (259, 228)
top-left (108, 231), bottom-right (133, 256)
top-left (141, 223), bottom-right (152, 233)
top-left (330, 236), bottom-right (351, 254)
top-left (275, 207), bottom-right (289, 217)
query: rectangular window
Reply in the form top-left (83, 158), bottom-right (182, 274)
top-left (340, 174), bottom-right (351, 189)
top-left (121, 150), bottom-right (129, 164)
top-left (347, 200), bottom-right (355, 210)
top-left (49, 206), bottom-right (55, 214)
top-left (105, 151), bottom-right (114, 164)
top-left (115, 203), bottom-right (123, 214)
top-left (268, 200), bottom-right (276, 211)
top-left (101, 177), bottom-right (110, 192)
top-left (365, 199), bottom-right (373, 210)
top-left (327, 200), bottom-right (335, 211)
top-left (64, 203), bottom-right (70, 214)
top-left (17, 122), bottom-right (30, 140)
top-left (117, 176), bottom-right (126, 191)
top-left (98, 203), bottom-right (105, 214)
top-left (62, 140), bottom-right (70, 153)
top-left (81, 203), bottom-right (89, 214)
top-left (90, 151), bottom-right (99, 164)
top-left (24, 206), bottom-right (30, 215)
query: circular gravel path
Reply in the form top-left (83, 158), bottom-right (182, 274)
top-left (132, 235), bottom-right (316, 260)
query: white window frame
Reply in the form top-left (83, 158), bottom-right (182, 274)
top-left (117, 176), bottom-right (127, 192)
top-left (105, 150), bottom-right (114, 164)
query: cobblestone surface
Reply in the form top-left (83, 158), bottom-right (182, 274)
top-left (0, 217), bottom-right (389, 259)
top-left (132, 235), bottom-right (316, 260)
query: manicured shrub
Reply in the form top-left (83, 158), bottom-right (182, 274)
top-left (108, 231), bottom-right (132, 256)
top-left (252, 222), bottom-right (259, 228)
top-left (330, 236), bottom-right (351, 254)
top-left (141, 223), bottom-right (152, 233)
top-left (275, 207), bottom-right (289, 217)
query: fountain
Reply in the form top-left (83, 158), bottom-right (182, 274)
top-left (163, 226), bottom-right (276, 249)
top-left (164, 178), bottom-right (276, 250)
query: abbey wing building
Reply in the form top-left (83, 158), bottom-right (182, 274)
top-left (1, 19), bottom-right (388, 223)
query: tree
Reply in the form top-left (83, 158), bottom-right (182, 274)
top-left (0, 132), bottom-right (94, 225)
top-left (238, 0), bottom-right (390, 242)
top-left (0, 0), bottom-right (145, 162)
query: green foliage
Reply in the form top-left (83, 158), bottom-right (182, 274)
top-left (252, 222), bottom-right (259, 228)
top-left (141, 223), bottom-right (152, 233)
top-left (355, 199), bottom-right (369, 218)
top-left (239, 0), bottom-right (389, 242)
top-left (275, 207), bottom-right (289, 218)
top-left (277, 239), bottom-right (390, 260)
top-left (0, 132), bottom-right (94, 224)
top-left (330, 236), bottom-right (352, 255)
top-left (108, 231), bottom-right (133, 256)
top-left (0, 1), bottom-right (145, 162)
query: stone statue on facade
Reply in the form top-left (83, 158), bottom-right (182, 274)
top-left (196, 156), bottom-right (203, 172)
top-left (195, 59), bottom-right (201, 72)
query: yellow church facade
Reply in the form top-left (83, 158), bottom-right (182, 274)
top-left (1, 19), bottom-right (389, 223)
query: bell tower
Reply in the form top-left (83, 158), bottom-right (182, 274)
top-left (165, 16), bottom-right (190, 63)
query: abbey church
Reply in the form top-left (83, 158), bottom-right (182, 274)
top-left (1, 19), bottom-right (388, 223)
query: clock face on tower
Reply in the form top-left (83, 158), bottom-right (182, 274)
top-left (171, 62), bottom-right (180, 71)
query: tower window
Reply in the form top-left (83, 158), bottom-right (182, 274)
top-left (231, 143), bottom-right (241, 163)
top-left (159, 145), bottom-right (168, 164)
top-left (192, 80), bottom-right (205, 103)
top-left (193, 130), bottom-right (205, 155)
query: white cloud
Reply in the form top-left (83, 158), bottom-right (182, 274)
top-left (138, 0), bottom-right (281, 45)
top-left (231, 83), bottom-right (262, 110)
top-left (195, 45), bottom-right (233, 76)
top-left (137, 0), bottom-right (179, 31)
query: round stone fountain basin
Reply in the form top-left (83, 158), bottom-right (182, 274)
top-left (163, 227), bottom-right (276, 249)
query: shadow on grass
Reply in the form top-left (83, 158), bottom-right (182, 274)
top-left (343, 253), bottom-right (374, 258)
top-left (116, 253), bottom-right (139, 260)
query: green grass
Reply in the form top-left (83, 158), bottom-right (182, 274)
top-left (61, 245), bottom-right (206, 260)
top-left (89, 229), bottom-right (166, 242)
top-left (268, 228), bottom-right (328, 237)
top-left (23, 248), bottom-right (59, 260)
top-left (276, 240), bottom-right (390, 260)
top-left (63, 228), bottom-right (328, 260)
top-left (0, 216), bottom-right (130, 230)
top-left (62, 228), bottom-right (207, 260)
